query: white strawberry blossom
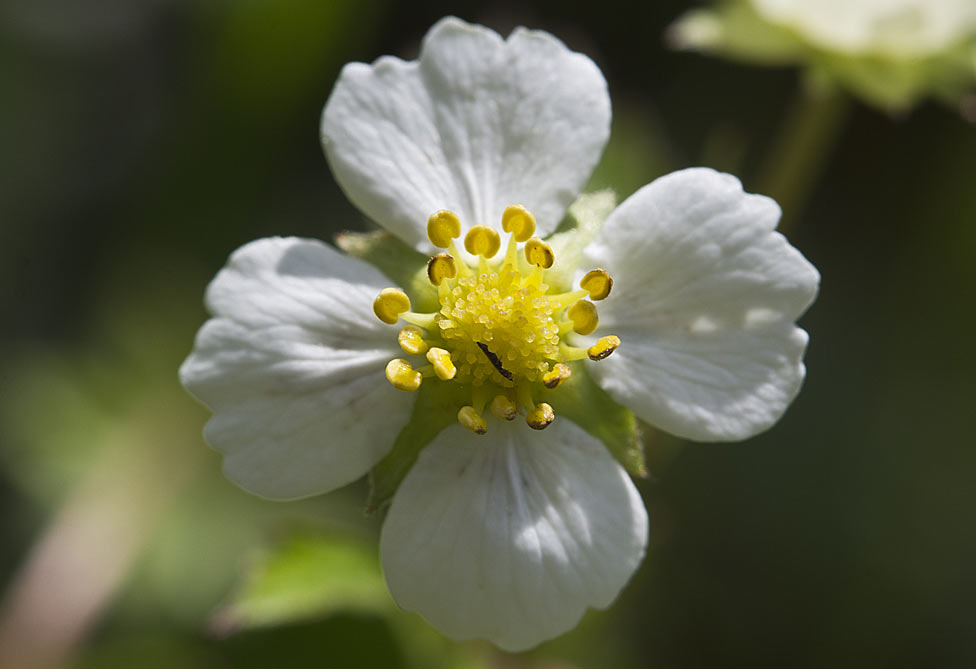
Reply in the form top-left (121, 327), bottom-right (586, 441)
top-left (180, 17), bottom-right (819, 651)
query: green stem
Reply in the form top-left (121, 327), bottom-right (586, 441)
top-left (757, 82), bottom-right (851, 233)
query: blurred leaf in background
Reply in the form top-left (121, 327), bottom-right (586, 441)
top-left (213, 533), bottom-right (391, 632)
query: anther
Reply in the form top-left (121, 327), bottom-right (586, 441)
top-left (567, 300), bottom-right (599, 335)
top-left (524, 237), bottom-right (555, 269)
top-left (464, 225), bottom-right (501, 258)
top-left (426, 347), bottom-right (457, 380)
top-left (587, 335), bottom-right (621, 361)
top-left (426, 253), bottom-right (457, 286)
top-left (526, 403), bottom-right (555, 430)
top-left (373, 288), bottom-right (411, 325)
top-left (501, 204), bottom-right (536, 242)
top-left (489, 394), bottom-right (518, 421)
top-left (397, 325), bottom-right (428, 356)
top-left (580, 269), bottom-right (613, 300)
top-left (427, 210), bottom-right (462, 248)
top-left (542, 363), bottom-right (572, 389)
top-left (385, 359), bottom-right (422, 392)
top-left (458, 406), bottom-right (487, 435)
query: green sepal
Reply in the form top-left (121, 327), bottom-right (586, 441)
top-left (335, 230), bottom-right (440, 312)
top-left (210, 532), bottom-right (391, 634)
top-left (366, 381), bottom-right (468, 513)
top-left (544, 190), bottom-right (616, 293)
top-left (540, 363), bottom-right (647, 479)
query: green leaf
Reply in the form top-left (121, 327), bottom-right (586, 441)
top-left (540, 363), bottom-right (647, 479)
top-left (211, 533), bottom-right (391, 634)
top-left (366, 381), bottom-right (467, 513)
top-left (545, 190), bottom-right (616, 293)
top-left (336, 230), bottom-right (439, 312)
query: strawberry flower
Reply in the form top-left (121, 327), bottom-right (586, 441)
top-left (181, 16), bottom-right (819, 651)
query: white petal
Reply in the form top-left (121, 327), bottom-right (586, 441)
top-left (753, 0), bottom-right (976, 56)
top-left (380, 419), bottom-right (647, 652)
top-left (583, 168), bottom-right (820, 442)
top-left (179, 237), bottom-right (413, 499)
top-left (321, 16), bottom-right (610, 251)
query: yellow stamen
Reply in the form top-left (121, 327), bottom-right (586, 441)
top-left (580, 269), bottom-right (613, 301)
top-left (588, 335), bottom-right (621, 361)
top-left (426, 347), bottom-right (457, 380)
top-left (427, 253), bottom-right (457, 286)
top-left (427, 210), bottom-right (461, 248)
top-left (464, 225), bottom-right (501, 258)
top-left (559, 344), bottom-right (588, 361)
top-left (458, 406), bottom-right (487, 434)
top-left (501, 204), bottom-right (536, 242)
top-left (489, 394), bottom-right (518, 421)
top-left (385, 358), bottom-right (422, 392)
top-left (446, 240), bottom-right (473, 277)
top-left (526, 402), bottom-right (555, 430)
top-left (516, 384), bottom-right (535, 412)
top-left (373, 288), bottom-right (411, 325)
top-left (542, 362), bottom-right (571, 389)
top-left (399, 311), bottom-right (438, 329)
top-left (504, 234), bottom-right (519, 267)
top-left (397, 325), bottom-right (428, 356)
top-left (567, 300), bottom-right (599, 335)
top-left (472, 385), bottom-right (490, 413)
top-left (549, 289), bottom-right (589, 311)
top-left (557, 319), bottom-right (576, 336)
top-left (383, 204), bottom-right (622, 438)
top-left (523, 237), bottom-right (554, 269)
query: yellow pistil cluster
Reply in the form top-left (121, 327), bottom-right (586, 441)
top-left (373, 204), bottom-right (620, 435)
top-left (438, 266), bottom-right (558, 385)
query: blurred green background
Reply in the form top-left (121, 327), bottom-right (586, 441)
top-left (1, 0), bottom-right (974, 667)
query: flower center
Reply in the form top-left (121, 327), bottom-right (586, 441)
top-left (372, 205), bottom-right (620, 435)
top-left (439, 266), bottom-right (557, 386)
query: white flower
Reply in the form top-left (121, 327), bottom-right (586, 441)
top-left (751, 0), bottom-right (976, 57)
top-left (180, 17), bottom-right (819, 651)
top-left (671, 0), bottom-right (976, 111)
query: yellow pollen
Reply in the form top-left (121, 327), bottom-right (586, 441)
top-left (567, 300), bottom-right (599, 335)
top-left (580, 269), bottom-right (613, 300)
top-left (524, 237), bottom-right (555, 269)
top-left (501, 204), bottom-right (536, 242)
top-left (397, 325), bottom-right (428, 356)
top-left (426, 347), bottom-right (457, 380)
top-left (542, 362), bottom-right (571, 389)
top-left (464, 225), bottom-right (501, 258)
top-left (437, 265), bottom-right (559, 386)
top-left (373, 288), bottom-right (411, 325)
top-left (489, 394), bottom-right (518, 421)
top-left (427, 210), bottom-right (461, 248)
top-left (588, 335), bottom-right (621, 361)
top-left (427, 253), bottom-right (457, 286)
top-left (526, 402), bottom-right (555, 430)
top-left (385, 358), bottom-right (422, 392)
top-left (458, 406), bottom-right (487, 434)
top-left (380, 205), bottom-right (622, 437)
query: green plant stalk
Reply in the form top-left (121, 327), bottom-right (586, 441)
top-left (757, 82), bottom-right (851, 233)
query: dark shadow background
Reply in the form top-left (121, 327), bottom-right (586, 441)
top-left (1, 0), bottom-right (974, 667)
